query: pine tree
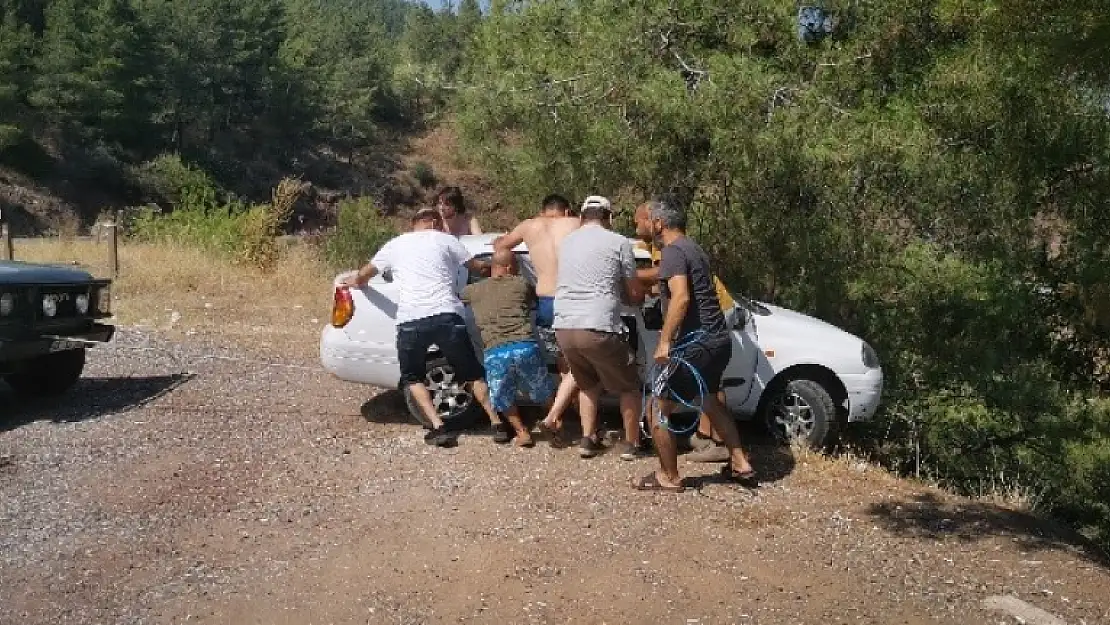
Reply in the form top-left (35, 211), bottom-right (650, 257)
top-left (0, 11), bottom-right (33, 149)
top-left (28, 0), bottom-right (148, 143)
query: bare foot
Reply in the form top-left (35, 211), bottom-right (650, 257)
top-left (513, 435), bottom-right (535, 448)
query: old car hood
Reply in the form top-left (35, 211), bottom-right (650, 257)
top-left (0, 260), bottom-right (96, 285)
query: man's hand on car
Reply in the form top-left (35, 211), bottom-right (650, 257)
top-left (653, 340), bottom-right (671, 364)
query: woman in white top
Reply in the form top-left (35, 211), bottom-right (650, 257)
top-left (436, 185), bottom-right (483, 236)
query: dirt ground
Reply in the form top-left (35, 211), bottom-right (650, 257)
top-left (2, 328), bottom-right (1108, 625)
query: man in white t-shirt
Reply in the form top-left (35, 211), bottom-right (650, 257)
top-left (342, 208), bottom-right (498, 447)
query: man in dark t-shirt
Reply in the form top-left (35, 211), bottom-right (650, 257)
top-left (462, 249), bottom-right (556, 447)
top-left (632, 198), bottom-right (757, 492)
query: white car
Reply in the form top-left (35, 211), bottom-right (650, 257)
top-left (320, 234), bottom-right (883, 446)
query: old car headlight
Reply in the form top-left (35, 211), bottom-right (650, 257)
top-left (862, 341), bottom-right (880, 369)
top-left (96, 285), bottom-right (111, 315)
top-left (76, 293), bottom-right (90, 315)
top-left (0, 292), bottom-right (13, 316)
top-left (42, 294), bottom-right (58, 318)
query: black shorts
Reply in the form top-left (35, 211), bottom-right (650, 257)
top-left (662, 340), bottom-right (730, 402)
top-left (396, 313), bottom-right (485, 387)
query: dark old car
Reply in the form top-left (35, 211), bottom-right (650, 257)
top-left (0, 260), bottom-right (114, 398)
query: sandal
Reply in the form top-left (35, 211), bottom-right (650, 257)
top-left (720, 465), bottom-right (759, 488)
top-left (536, 420), bottom-right (568, 449)
top-left (632, 472), bottom-right (685, 493)
top-left (491, 422), bottom-right (513, 444)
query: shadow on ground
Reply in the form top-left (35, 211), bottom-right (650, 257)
top-left (1, 373), bottom-right (194, 431)
top-left (360, 391), bottom-right (417, 425)
top-left (867, 491), bottom-right (1109, 568)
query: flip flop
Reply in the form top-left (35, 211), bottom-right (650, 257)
top-left (513, 436), bottom-right (536, 448)
top-left (632, 472), bottom-right (685, 493)
top-left (720, 465), bottom-right (759, 489)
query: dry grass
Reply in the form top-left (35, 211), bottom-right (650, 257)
top-left (12, 238), bottom-right (334, 360)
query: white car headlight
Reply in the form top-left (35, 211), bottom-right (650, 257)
top-left (0, 292), bottom-right (13, 316)
top-left (42, 294), bottom-right (58, 318)
top-left (862, 342), bottom-right (880, 369)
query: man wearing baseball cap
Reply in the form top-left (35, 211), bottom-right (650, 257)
top-left (552, 195), bottom-right (647, 458)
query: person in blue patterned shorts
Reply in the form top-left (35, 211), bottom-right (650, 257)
top-left (462, 249), bottom-right (556, 447)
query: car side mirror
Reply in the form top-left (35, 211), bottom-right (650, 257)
top-left (382, 269), bottom-right (394, 283)
top-left (728, 305), bottom-right (750, 330)
top-left (642, 298), bottom-right (663, 331)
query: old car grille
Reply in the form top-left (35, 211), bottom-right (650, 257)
top-left (36, 286), bottom-right (92, 321)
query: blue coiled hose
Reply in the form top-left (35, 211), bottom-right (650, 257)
top-left (640, 330), bottom-right (710, 437)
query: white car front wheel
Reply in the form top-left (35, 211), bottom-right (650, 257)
top-left (402, 357), bottom-right (481, 428)
top-left (762, 378), bottom-right (837, 448)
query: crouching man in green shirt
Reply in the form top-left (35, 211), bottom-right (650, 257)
top-left (462, 249), bottom-right (557, 447)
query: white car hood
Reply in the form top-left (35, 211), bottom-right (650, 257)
top-left (751, 302), bottom-right (866, 355)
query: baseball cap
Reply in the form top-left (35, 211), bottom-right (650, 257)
top-left (580, 195), bottom-right (612, 214)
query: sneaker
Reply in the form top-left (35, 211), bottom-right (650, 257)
top-left (578, 435), bottom-right (604, 458)
top-left (615, 441), bottom-right (650, 461)
top-left (423, 426), bottom-right (457, 447)
top-left (685, 443), bottom-right (730, 463)
top-left (491, 422), bottom-right (513, 444)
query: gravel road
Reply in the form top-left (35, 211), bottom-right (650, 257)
top-left (2, 328), bottom-right (1108, 625)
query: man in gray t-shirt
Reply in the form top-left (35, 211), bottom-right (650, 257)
top-left (632, 197), bottom-right (757, 493)
top-left (552, 196), bottom-right (646, 459)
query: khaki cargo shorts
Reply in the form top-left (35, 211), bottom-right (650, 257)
top-left (554, 329), bottom-right (641, 394)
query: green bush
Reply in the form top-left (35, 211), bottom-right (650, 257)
top-left (411, 161), bottom-right (437, 188)
top-left (130, 154), bottom-right (224, 207)
top-left (835, 243), bottom-right (1110, 552)
top-left (129, 168), bottom-right (308, 271)
top-left (324, 198), bottom-right (398, 271)
top-left (129, 194), bottom-right (251, 255)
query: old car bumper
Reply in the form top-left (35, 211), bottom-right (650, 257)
top-left (0, 323), bottom-right (115, 362)
top-left (842, 368), bottom-right (883, 422)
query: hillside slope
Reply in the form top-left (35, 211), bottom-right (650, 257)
top-left (0, 122), bottom-right (512, 237)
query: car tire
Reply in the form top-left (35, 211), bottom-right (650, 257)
top-left (402, 356), bottom-right (484, 430)
top-left (761, 378), bottom-right (837, 448)
top-left (4, 349), bottom-right (87, 398)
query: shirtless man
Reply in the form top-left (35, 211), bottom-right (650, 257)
top-left (493, 194), bottom-right (581, 442)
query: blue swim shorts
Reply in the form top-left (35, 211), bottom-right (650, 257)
top-left (484, 339), bottom-right (557, 413)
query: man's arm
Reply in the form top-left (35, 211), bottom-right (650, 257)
top-left (465, 256), bottom-right (491, 277)
top-left (654, 274), bottom-right (690, 362)
top-left (637, 266), bottom-right (659, 287)
top-left (622, 276), bottom-right (646, 305)
top-left (619, 241), bottom-right (645, 305)
top-left (342, 262), bottom-right (379, 287)
top-left (469, 216), bottom-right (484, 235)
top-left (492, 220), bottom-right (528, 252)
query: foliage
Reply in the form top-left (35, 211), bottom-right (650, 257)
top-left (237, 177), bottom-right (308, 270)
top-left (130, 154), bottom-right (223, 207)
top-left (411, 160), bottom-right (437, 188)
top-left (323, 197), bottom-right (398, 272)
top-left (458, 0), bottom-right (1110, 552)
top-left (129, 169), bottom-right (306, 271)
top-left (0, 0), bottom-right (473, 186)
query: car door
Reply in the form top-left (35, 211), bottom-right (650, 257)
top-left (637, 295), bottom-right (758, 414)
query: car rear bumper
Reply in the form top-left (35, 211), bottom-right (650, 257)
top-left (0, 323), bottom-right (114, 363)
top-left (320, 325), bottom-right (402, 388)
top-left (842, 368), bottom-right (883, 422)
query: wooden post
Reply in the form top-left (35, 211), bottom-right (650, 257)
top-left (1, 222), bottom-right (11, 261)
top-left (108, 214), bottom-right (119, 278)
